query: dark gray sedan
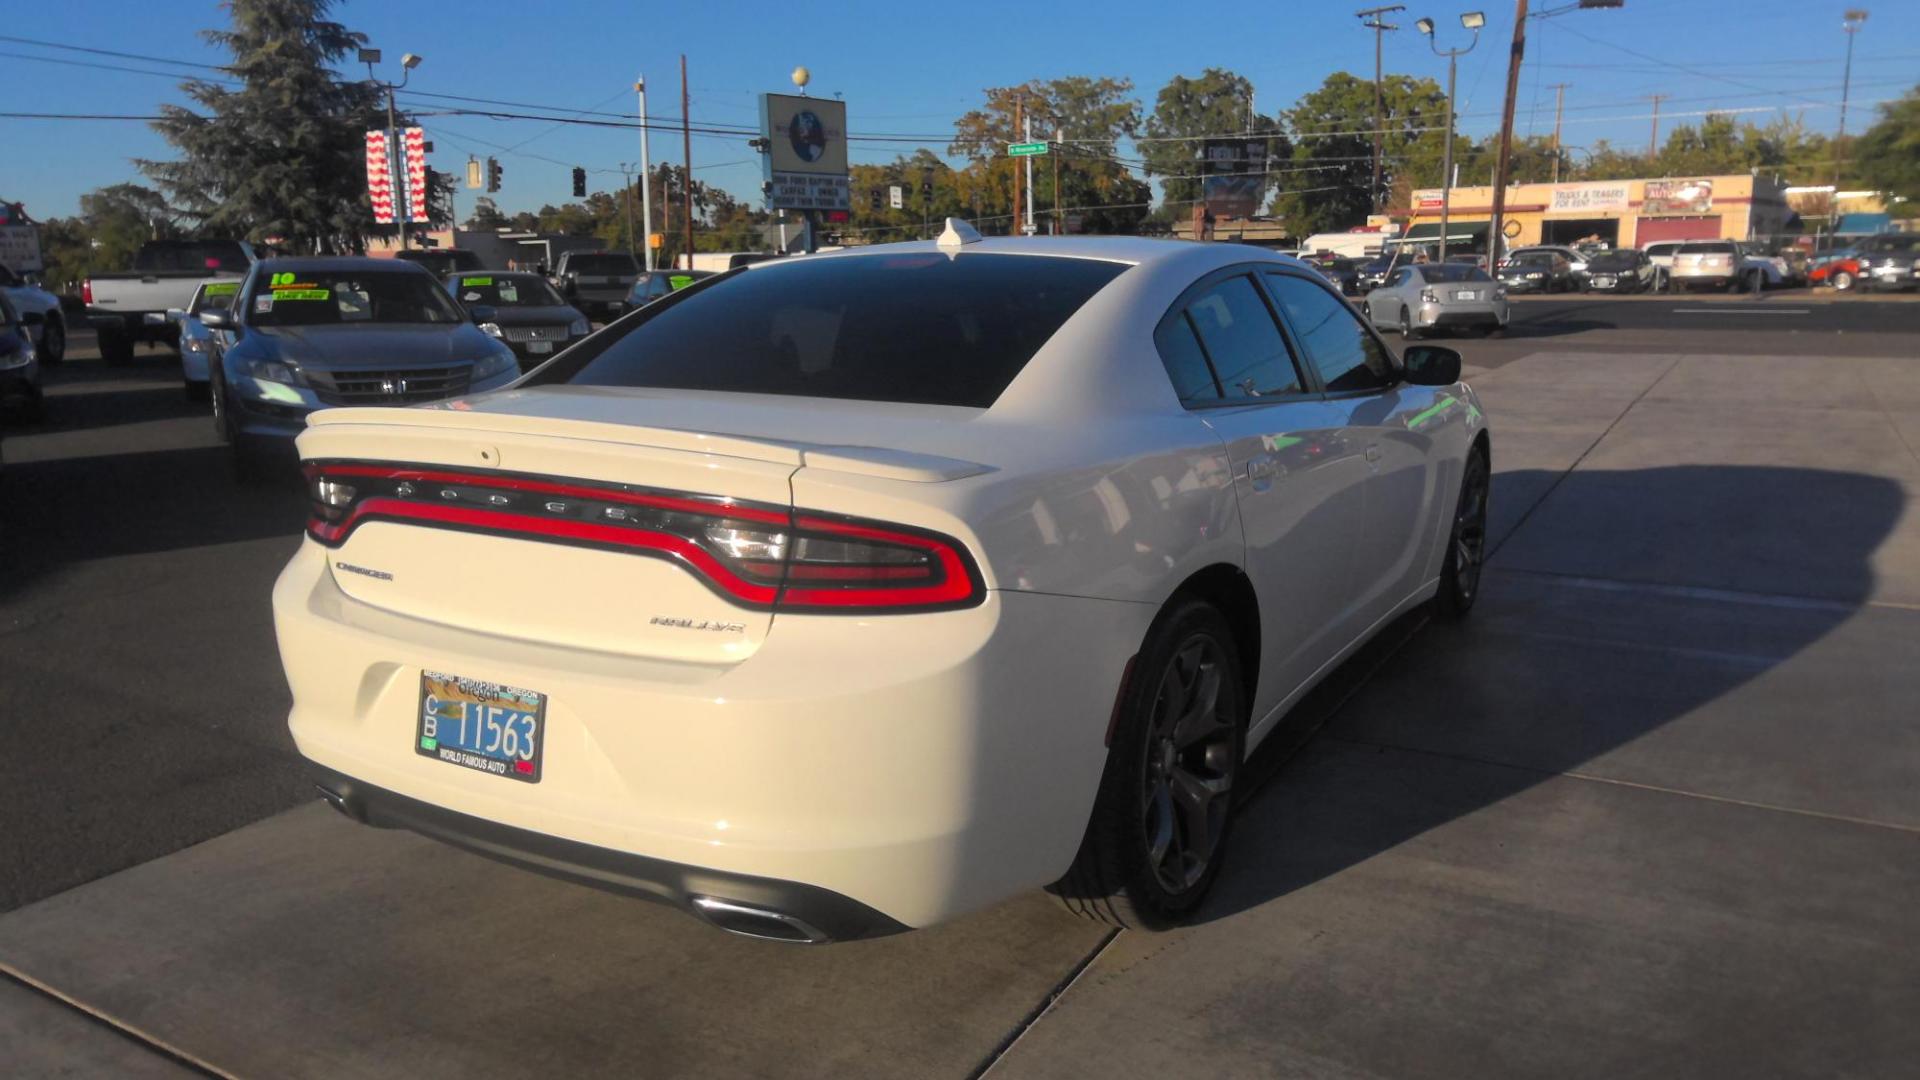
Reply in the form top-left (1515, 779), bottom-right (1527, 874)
top-left (444, 271), bottom-right (591, 371)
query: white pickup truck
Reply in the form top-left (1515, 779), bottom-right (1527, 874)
top-left (84, 240), bottom-right (256, 364)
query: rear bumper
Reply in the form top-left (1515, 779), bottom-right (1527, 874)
top-left (1417, 301), bottom-right (1507, 329)
top-left (311, 765), bottom-right (907, 941)
top-left (274, 540), bottom-right (1152, 930)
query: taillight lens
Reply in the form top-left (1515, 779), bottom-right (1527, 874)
top-left (82, 279), bottom-right (93, 305)
top-left (302, 463), bottom-right (983, 614)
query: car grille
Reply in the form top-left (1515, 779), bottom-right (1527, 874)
top-left (500, 325), bottom-right (569, 343)
top-left (307, 366), bottom-right (471, 406)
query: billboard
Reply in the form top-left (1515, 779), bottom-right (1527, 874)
top-left (1548, 182), bottom-right (1630, 214)
top-left (1413, 189), bottom-right (1444, 211)
top-left (1201, 139), bottom-right (1265, 220)
top-left (1643, 178), bottom-right (1714, 216)
top-left (761, 93), bottom-right (849, 212)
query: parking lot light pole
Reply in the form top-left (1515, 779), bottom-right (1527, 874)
top-left (361, 50), bottom-right (422, 251)
top-left (1418, 13), bottom-right (1483, 263)
top-left (637, 76), bottom-right (654, 273)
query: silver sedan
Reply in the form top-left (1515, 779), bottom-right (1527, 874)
top-left (1362, 262), bottom-right (1510, 339)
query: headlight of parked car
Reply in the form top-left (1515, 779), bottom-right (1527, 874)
top-left (477, 321), bottom-right (504, 339)
top-left (243, 357), bottom-right (299, 384)
top-left (182, 336), bottom-right (207, 353)
top-left (569, 317), bottom-right (590, 336)
top-left (471, 348), bottom-right (518, 383)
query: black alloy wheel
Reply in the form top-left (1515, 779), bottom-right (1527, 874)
top-left (210, 368), bottom-right (232, 443)
top-left (1054, 599), bottom-right (1245, 928)
top-left (39, 317), bottom-right (65, 365)
top-left (1437, 448), bottom-right (1489, 618)
top-left (1400, 306), bottom-right (1419, 340)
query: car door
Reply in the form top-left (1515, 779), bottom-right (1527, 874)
top-left (1365, 268), bottom-right (1412, 327)
top-left (1262, 269), bottom-right (1445, 629)
top-left (1160, 268), bottom-right (1372, 728)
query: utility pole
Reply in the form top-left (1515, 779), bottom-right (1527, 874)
top-left (1357, 6), bottom-right (1406, 214)
top-left (637, 75), bottom-right (653, 272)
top-left (1835, 9), bottom-right (1868, 199)
top-left (1023, 110), bottom-right (1035, 235)
top-left (1646, 93), bottom-right (1667, 159)
top-left (1548, 82), bottom-right (1570, 183)
top-left (1012, 93), bottom-right (1023, 237)
top-left (680, 55), bottom-right (693, 270)
top-left (1052, 127), bottom-right (1063, 235)
top-left (620, 163), bottom-right (636, 256)
top-left (1487, 0), bottom-right (1528, 267)
top-left (1418, 13), bottom-right (1481, 263)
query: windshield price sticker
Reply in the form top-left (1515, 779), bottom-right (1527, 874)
top-left (461, 276), bottom-right (493, 286)
top-left (271, 288), bottom-right (330, 301)
top-left (204, 282), bottom-right (240, 296)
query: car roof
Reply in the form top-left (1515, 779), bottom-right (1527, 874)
top-left (763, 234), bottom-right (1307, 272)
top-left (252, 255), bottom-right (433, 274)
top-left (442, 269), bottom-right (546, 282)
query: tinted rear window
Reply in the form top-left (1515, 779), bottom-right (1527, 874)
top-left (1420, 264), bottom-right (1491, 282)
top-left (135, 241), bottom-right (249, 273)
top-left (568, 254), bottom-right (638, 274)
top-left (1678, 242), bottom-right (1736, 254)
top-left (556, 253), bottom-right (1127, 407)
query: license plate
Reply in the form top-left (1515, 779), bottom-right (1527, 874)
top-left (1592, 276), bottom-right (1615, 287)
top-left (1455, 290), bottom-right (1478, 301)
top-left (527, 340), bottom-right (553, 354)
top-left (417, 671), bottom-right (545, 782)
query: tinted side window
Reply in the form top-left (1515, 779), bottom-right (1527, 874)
top-left (1153, 314), bottom-right (1220, 404)
top-left (1264, 273), bottom-right (1397, 394)
top-left (1182, 275), bottom-right (1302, 400)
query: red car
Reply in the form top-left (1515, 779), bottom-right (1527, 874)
top-left (1809, 252), bottom-right (1864, 291)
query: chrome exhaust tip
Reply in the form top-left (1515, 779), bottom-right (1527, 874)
top-left (690, 895), bottom-right (829, 944)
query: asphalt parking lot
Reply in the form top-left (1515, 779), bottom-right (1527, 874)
top-left (5, 290), bottom-right (1920, 1077)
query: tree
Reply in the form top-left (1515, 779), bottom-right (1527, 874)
top-left (32, 184), bottom-right (182, 292)
top-left (1850, 86), bottom-right (1920, 203)
top-left (1141, 69), bottom-right (1286, 209)
top-left (465, 197), bottom-right (510, 231)
top-left (1275, 72), bottom-right (1448, 235)
top-left (140, 0), bottom-right (389, 252)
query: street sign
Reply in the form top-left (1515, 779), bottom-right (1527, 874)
top-left (889, 185), bottom-right (904, 210)
top-left (760, 92), bottom-right (850, 212)
top-left (1008, 141), bottom-right (1049, 157)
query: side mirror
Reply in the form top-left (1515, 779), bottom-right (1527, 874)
top-left (199, 309), bottom-right (233, 330)
top-left (1403, 345), bottom-right (1462, 387)
top-left (166, 308), bottom-right (187, 321)
top-left (468, 304), bottom-right (497, 323)
top-left (20, 310), bottom-right (44, 327)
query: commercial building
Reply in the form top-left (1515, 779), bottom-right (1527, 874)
top-left (1401, 174), bottom-right (1794, 253)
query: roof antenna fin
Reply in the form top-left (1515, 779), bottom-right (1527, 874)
top-left (936, 217), bottom-right (983, 249)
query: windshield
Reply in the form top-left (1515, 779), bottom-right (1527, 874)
top-left (192, 281), bottom-right (242, 314)
top-left (1865, 235), bottom-right (1920, 254)
top-left (1508, 254), bottom-right (1554, 268)
top-left (567, 254), bottom-right (639, 275)
top-left (1588, 252), bottom-right (1638, 269)
top-left (246, 269), bottom-right (464, 327)
top-left (136, 241), bottom-right (249, 273)
top-left (450, 274), bottom-right (566, 308)
top-left (545, 253), bottom-right (1127, 408)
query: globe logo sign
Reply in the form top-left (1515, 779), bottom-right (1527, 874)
top-left (788, 110), bottom-right (829, 163)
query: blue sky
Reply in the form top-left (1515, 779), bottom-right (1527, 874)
top-left (7, 0), bottom-right (1917, 222)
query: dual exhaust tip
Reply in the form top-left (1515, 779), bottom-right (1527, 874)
top-left (316, 782), bottom-right (830, 944)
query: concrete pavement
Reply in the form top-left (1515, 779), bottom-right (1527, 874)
top-left (4, 309), bottom-right (1919, 1076)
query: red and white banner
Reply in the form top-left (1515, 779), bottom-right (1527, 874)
top-left (403, 126), bottom-right (429, 224)
top-left (364, 129), bottom-right (394, 225)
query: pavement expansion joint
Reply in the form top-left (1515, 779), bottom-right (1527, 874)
top-left (970, 928), bottom-right (1121, 1080)
top-left (1489, 567), bottom-right (1920, 614)
top-left (0, 964), bottom-right (233, 1079)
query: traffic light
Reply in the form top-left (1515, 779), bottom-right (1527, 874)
top-left (869, 189), bottom-right (882, 212)
top-left (921, 170), bottom-right (934, 201)
top-left (572, 167), bottom-right (587, 198)
top-left (465, 157), bottom-right (482, 189)
top-left (485, 157), bottom-right (502, 193)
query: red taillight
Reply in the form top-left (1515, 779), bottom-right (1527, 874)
top-left (301, 463), bottom-right (984, 614)
top-left (82, 279), bottom-right (93, 305)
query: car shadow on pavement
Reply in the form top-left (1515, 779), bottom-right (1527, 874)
top-left (0, 444), bottom-right (306, 602)
top-left (1203, 463), bottom-right (1904, 926)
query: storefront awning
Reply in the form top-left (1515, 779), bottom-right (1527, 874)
top-left (1836, 212), bottom-right (1892, 236)
top-left (1391, 221), bottom-right (1490, 245)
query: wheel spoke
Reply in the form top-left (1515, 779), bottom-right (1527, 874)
top-left (1169, 766), bottom-right (1228, 868)
top-left (1144, 782), bottom-right (1174, 870)
top-left (1173, 662), bottom-right (1225, 748)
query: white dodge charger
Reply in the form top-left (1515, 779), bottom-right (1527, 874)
top-left (276, 224), bottom-right (1491, 943)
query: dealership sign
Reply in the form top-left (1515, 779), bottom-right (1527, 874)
top-left (1413, 189), bottom-right (1444, 211)
top-left (760, 93), bottom-right (850, 212)
top-left (403, 127), bottom-right (430, 224)
top-left (1643, 178), bottom-right (1714, 216)
top-left (1549, 182), bottom-right (1630, 214)
top-left (1202, 139), bottom-right (1266, 219)
top-left (364, 130), bottom-right (395, 225)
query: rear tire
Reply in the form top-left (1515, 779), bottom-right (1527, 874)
top-left (1400, 306), bottom-right (1419, 340)
top-left (1831, 270), bottom-right (1854, 292)
top-left (38, 316), bottom-right (66, 366)
top-left (1053, 599), bottom-right (1246, 929)
top-left (1436, 448), bottom-right (1490, 619)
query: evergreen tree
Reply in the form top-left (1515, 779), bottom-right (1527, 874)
top-left (140, 0), bottom-right (388, 252)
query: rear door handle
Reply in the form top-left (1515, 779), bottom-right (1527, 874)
top-left (1245, 454), bottom-right (1277, 488)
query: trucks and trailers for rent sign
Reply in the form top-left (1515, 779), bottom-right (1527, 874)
top-left (1548, 182), bottom-right (1630, 214)
top-left (761, 93), bottom-right (850, 212)
top-left (365, 130), bottom-right (395, 225)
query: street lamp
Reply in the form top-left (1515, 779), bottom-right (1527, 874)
top-left (1835, 9), bottom-right (1868, 211)
top-left (1419, 12), bottom-right (1483, 262)
top-left (364, 49), bottom-right (424, 250)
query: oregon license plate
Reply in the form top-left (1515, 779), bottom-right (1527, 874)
top-left (417, 671), bottom-right (545, 782)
